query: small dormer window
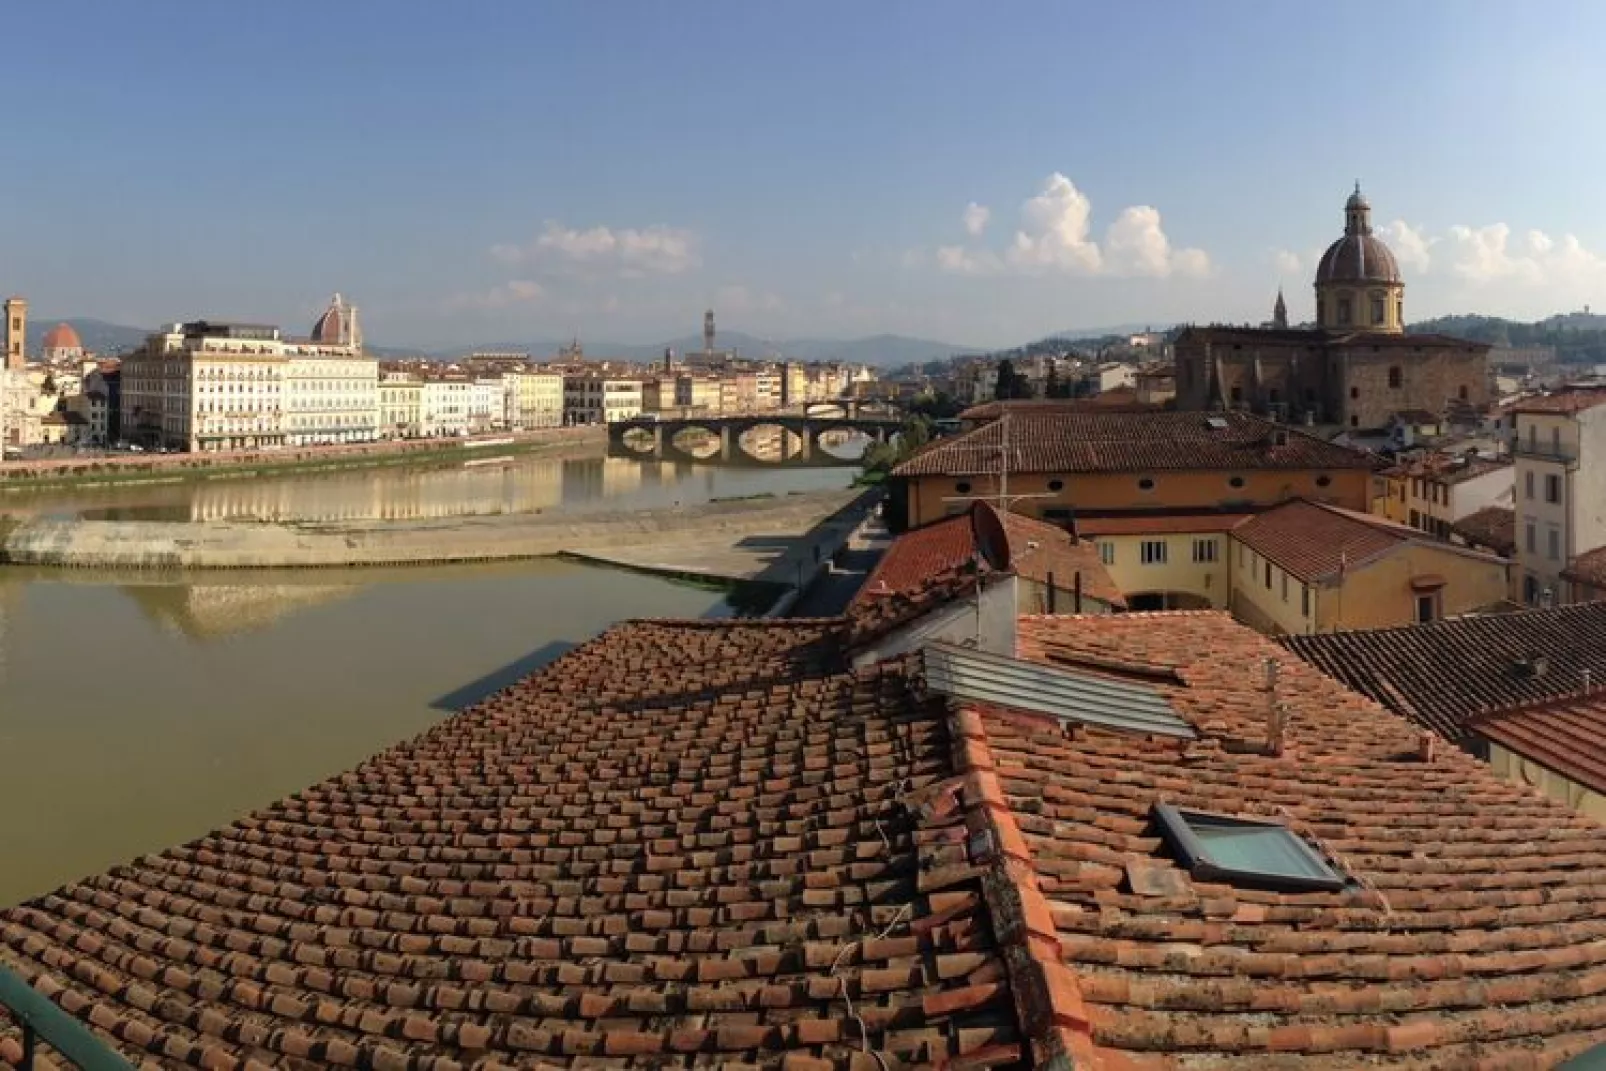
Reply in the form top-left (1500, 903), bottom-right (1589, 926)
top-left (1153, 803), bottom-right (1346, 892)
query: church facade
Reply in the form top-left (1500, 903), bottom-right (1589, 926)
top-left (1175, 187), bottom-right (1489, 429)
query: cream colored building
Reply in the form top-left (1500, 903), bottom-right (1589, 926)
top-left (1512, 390), bottom-right (1606, 605)
top-left (1230, 500), bottom-right (1509, 635)
top-left (283, 351), bottom-right (379, 446)
top-left (421, 377), bottom-right (472, 437)
top-left (378, 373), bottom-right (423, 439)
top-left (505, 369), bottom-right (564, 429)
top-left (121, 322), bottom-right (289, 451)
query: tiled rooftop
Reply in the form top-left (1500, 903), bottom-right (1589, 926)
top-left (1452, 505), bottom-right (1517, 556)
top-left (1386, 454), bottom-right (1511, 486)
top-left (854, 506), bottom-right (1124, 611)
top-left (1511, 389), bottom-right (1606, 415)
top-left (1230, 499), bottom-right (1461, 584)
top-left (12, 598), bottom-right (1606, 1066)
top-left (955, 397), bottom-right (1156, 422)
top-left (1005, 611), bottom-right (1606, 1067)
top-left (1563, 547), bottom-right (1606, 592)
top-left (894, 411), bottom-right (1376, 478)
top-left (0, 618), bottom-right (1023, 1069)
top-left (1072, 512), bottom-right (1252, 537)
top-left (1282, 602), bottom-right (1606, 741)
top-left (1475, 691), bottom-right (1606, 797)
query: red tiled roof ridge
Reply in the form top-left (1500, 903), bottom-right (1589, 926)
top-left (939, 706), bottom-right (1102, 1068)
top-left (1467, 684), bottom-right (1606, 724)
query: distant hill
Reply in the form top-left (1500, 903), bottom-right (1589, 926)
top-left (25, 317), bottom-right (151, 356)
top-left (32, 317), bottom-right (973, 368)
top-left (1409, 312), bottom-right (1606, 364)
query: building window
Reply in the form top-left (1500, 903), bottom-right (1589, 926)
top-left (1141, 540), bottom-right (1167, 565)
top-left (1459, 385), bottom-right (1469, 400)
top-left (1152, 804), bottom-right (1346, 893)
top-left (1388, 366), bottom-right (1402, 388)
top-left (1098, 541), bottom-right (1115, 566)
top-left (1371, 296), bottom-right (1385, 324)
top-left (1264, 562), bottom-right (1273, 588)
top-left (1338, 298), bottom-right (1352, 325)
top-left (1350, 416), bottom-right (1359, 427)
top-left (1301, 585), bottom-right (1310, 616)
top-left (1230, 386), bottom-right (1243, 404)
top-left (1315, 474), bottom-right (1332, 488)
top-left (1227, 475), bottom-right (1245, 489)
top-left (1526, 522), bottom-right (1537, 553)
top-left (1416, 593), bottom-right (1439, 623)
top-left (1281, 574), bottom-right (1289, 602)
top-left (955, 481), bottom-right (971, 494)
top-left (1349, 386), bottom-right (1359, 400)
top-left (1138, 477), bottom-right (1155, 492)
top-left (1238, 543), bottom-right (1246, 566)
top-left (1525, 471), bottom-right (1535, 499)
top-left (1193, 538), bottom-right (1218, 563)
top-left (1409, 509), bottom-right (1421, 528)
top-left (1545, 474), bottom-right (1562, 504)
top-left (1047, 479), bottom-right (1064, 492)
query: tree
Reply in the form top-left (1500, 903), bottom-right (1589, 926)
top-left (1044, 365), bottom-right (1074, 399)
top-left (993, 359), bottom-right (1031, 400)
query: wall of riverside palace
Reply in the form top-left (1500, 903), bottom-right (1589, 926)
top-left (904, 468), bottom-right (1370, 528)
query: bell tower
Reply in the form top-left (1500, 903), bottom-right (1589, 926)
top-left (4, 296), bottom-right (27, 370)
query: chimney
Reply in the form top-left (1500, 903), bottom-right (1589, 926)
top-left (1584, 668), bottom-right (1594, 694)
top-left (1264, 658), bottom-right (1284, 755)
top-left (1417, 730), bottom-right (1436, 764)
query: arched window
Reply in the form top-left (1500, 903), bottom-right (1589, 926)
top-left (1337, 297), bottom-right (1352, 326)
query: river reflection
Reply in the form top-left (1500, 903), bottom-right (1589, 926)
top-left (0, 561), bottom-right (737, 906)
top-left (0, 450), bottom-right (854, 524)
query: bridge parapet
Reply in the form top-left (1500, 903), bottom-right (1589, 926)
top-left (608, 414), bottom-right (903, 465)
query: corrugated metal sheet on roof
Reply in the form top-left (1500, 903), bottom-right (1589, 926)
top-left (922, 640), bottom-right (1196, 739)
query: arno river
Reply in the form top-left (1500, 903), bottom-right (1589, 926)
top-left (0, 449), bottom-right (854, 906)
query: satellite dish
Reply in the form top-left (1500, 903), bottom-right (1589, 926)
top-left (970, 501), bottom-right (1012, 573)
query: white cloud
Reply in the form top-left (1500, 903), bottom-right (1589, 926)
top-left (1272, 249), bottom-right (1303, 275)
top-left (1104, 205), bottom-right (1211, 278)
top-left (928, 173), bottom-right (1208, 279)
top-left (492, 221), bottom-right (701, 276)
top-left (1379, 220), bottom-right (1435, 273)
top-left (447, 279), bottom-right (546, 311)
top-left (962, 201), bottom-right (991, 238)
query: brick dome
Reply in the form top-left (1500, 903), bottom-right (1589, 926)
top-left (41, 322), bottom-right (82, 353)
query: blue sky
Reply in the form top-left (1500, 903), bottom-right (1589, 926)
top-left (5, 1), bottom-right (1606, 349)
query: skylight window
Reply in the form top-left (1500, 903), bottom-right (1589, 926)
top-left (1152, 803), bottom-right (1346, 892)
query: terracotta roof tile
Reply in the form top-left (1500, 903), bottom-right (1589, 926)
top-left (1072, 512), bottom-right (1252, 537)
top-left (854, 506), bottom-right (1123, 611)
top-left (1452, 505), bottom-right (1517, 556)
top-left (0, 617), bottom-right (1019, 1068)
top-left (1005, 611), bottom-right (1606, 1065)
top-left (1511, 389), bottom-right (1606, 414)
top-left (1474, 691), bottom-right (1606, 796)
top-left (1231, 499), bottom-right (1410, 583)
top-left (1282, 602), bottom-right (1606, 740)
top-left (894, 411), bottom-right (1376, 478)
top-left (1563, 547), bottom-right (1606, 591)
top-left (956, 397), bottom-right (1159, 422)
top-left (13, 596), bottom-right (1606, 1066)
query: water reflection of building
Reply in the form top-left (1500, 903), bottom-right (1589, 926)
top-left (122, 582), bottom-right (359, 639)
top-left (182, 459), bottom-right (567, 522)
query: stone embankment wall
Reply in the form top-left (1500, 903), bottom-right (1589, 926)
top-left (0, 427), bottom-right (605, 487)
top-left (0, 489), bottom-right (864, 570)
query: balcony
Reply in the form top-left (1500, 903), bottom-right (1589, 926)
top-left (1514, 442), bottom-right (1579, 465)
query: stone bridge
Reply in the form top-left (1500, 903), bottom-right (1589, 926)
top-left (608, 415), bottom-right (905, 465)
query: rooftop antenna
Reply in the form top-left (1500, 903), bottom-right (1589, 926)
top-left (941, 409), bottom-right (1057, 514)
